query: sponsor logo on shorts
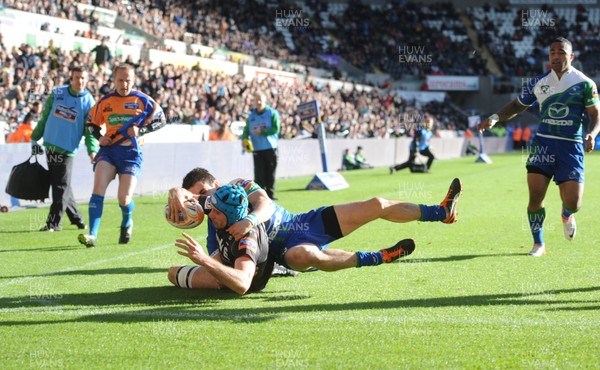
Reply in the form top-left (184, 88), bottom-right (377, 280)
top-left (122, 165), bottom-right (138, 175)
top-left (568, 170), bottom-right (579, 180)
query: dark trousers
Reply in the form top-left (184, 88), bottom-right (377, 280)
top-left (45, 150), bottom-right (83, 228)
top-left (393, 147), bottom-right (435, 171)
top-left (253, 148), bottom-right (278, 199)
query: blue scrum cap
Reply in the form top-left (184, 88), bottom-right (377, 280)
top-left (211, 184), bottom-right (248, 228)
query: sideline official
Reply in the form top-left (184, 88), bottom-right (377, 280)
top-left (241, 91), bottom-right (280, 200)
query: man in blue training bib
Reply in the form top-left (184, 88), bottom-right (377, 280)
top-left (30, 67), bottom-right (97, 232)
top-left (240, 91), bottom-right (280, 200)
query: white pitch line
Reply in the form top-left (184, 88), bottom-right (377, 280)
top-left (1, 307), bottom-right (599, 327)
top-left (0, 243), bottom-right (173, 288)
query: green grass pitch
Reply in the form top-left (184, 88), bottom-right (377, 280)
top-left (1, 152), bottom-right (599, 369)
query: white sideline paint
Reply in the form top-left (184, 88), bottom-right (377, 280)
top-left (0, 244), bottom-right (173, 288)
top-left (0, 307), bottom-right (598, 327)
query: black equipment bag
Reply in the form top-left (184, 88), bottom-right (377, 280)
top-left (409, 134), bottom-right (428, 173)
top-left (409, 163), bottom-right (428, 173)
top-left (5, 154), bottom-right (50, 201)
top-left (410, 152), bottom-right (428, 173)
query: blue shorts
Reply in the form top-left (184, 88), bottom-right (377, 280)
top-left (94, 145), bottom-right (143, 177)
top-left (526, 135), bottom-right (584, 184)
top-left (269, 206), bottom-right (341, 266)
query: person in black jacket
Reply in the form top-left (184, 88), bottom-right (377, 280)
top-left (91, 37), bottom-right (111, 66)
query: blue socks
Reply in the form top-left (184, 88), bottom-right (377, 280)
top-left (88, 194), bottom-right (135, 237)
top-left (88, 195), bottom-right (134, 237)
top-left (419, 204), bottom-right (446, 222)
top-left (120, 200), bottom-right (134, 228)
top-left (356, 251), bottom-right (384, 267)
top-left (528, 208), bottom-right (545, 245)
top-left (562, 206), bottom-right (573, 219)
top-left (88, 194), bottom-right (104, 237)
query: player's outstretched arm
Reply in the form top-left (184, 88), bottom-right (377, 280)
top-left (200, 256), bottom-right (256, 295)
top-left (175, 233), bottom-right (255, 295)
top-left (478, 99), bottom-right (528, 133)
top-left (585, 104), bottom-right (600, 152)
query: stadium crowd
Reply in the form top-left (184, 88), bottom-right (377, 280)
top-left (1, 41), bottom-right (464, 142)
top-left (9, 0), bottom-right (600, 142)
top-left (86, 0), bottom-right (329, 71)
top-left (323, 1), bottom-right (489, 79)
top-left (469, 3), bottom-right (600, 80)
top-left (5, 0), bottom-right (600, 79)
top-left (0, 37), bottom-right (466, 143)
top-left (2, 0), bottom-right (494, 78)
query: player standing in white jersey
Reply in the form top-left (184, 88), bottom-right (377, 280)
top-left (478, 37), bottom-right (600, 256)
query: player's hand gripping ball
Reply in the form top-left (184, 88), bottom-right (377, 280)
top-left (165, 200), bottom-right (205, 229)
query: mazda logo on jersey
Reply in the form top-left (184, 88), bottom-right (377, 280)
top-left (548, 103), bottom-right (569, 118)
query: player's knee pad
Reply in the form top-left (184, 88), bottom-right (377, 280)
top-left (174, 265), bottom-right (200, 288)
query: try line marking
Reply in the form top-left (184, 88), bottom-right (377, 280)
top-left (1, 307), bottom-right (599, 327)
top-left (0, 243), bottom-right (173, 288)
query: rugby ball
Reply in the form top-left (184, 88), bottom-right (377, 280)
top-left (165, 200), bottom-right (205, 229)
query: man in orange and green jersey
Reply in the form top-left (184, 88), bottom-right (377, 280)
top-left (78, 63), bottom-right (166, 248)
